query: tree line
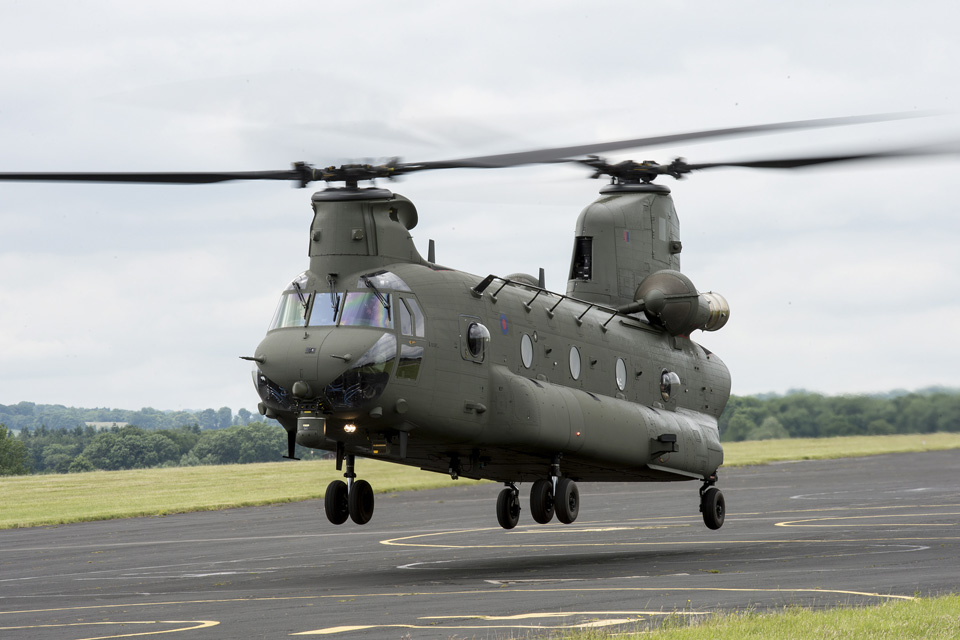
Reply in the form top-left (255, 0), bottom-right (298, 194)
top-left (0, 421), bottom-right (323, 476)
top-left (2, 388), bottom-right (959, 476)
top-left (0, 402), bottom-right (263, 432)
top-left (718, 388), bottom-right (960, 441)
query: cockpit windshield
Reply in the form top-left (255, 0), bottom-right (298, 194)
top-left (339, 292), bottom-right (393, 329)
top-left (269, 271), bottom-right (410, 331)
top-left (269, 273), bottom-right (311, 330)
top-left (307, 291), bottom-right (340, 327)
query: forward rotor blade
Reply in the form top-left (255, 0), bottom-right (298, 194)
top-left (0, 169), bottom-right (307, 185)
top-left (402, 112), bottom-right (932, 171)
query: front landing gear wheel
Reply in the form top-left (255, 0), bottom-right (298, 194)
top-left (324, 480), bottom-right (349, 525)
top-left (496, 487), bottom-right (521, 529)
top-left (555, 478), bottom-right (579, 524)
top-left (349, 479), bottom-right (375, 525)
top-left (530, 479), bottom-right (555, 524)
top-left (700, 486), bottom-right (725, 530)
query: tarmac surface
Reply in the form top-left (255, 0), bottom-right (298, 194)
top-left (2, 450), bottom-right (959, 639)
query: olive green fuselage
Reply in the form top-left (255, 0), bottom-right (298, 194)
top-left (253, 186), bottom-right (730, 484)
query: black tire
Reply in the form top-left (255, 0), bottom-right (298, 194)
top-left (349, 479), bottom-right (375, 525)
top-left (496, 488), bottom-right (520, 529)
top-left (701, 487), bottom-right (725, 530)
top-left (530, 479), bottom-right (555, 524)
top-left (324, 480), bottom-right (349, 525)
top-left (555, 478), bottom-right (579, 524)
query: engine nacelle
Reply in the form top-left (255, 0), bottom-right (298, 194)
top-left (634, 270), bottom-right (729, 336)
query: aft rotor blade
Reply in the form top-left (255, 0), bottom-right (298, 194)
top-left (402, 112), bottom-right (932, 171)
top-left (680, 144), bottom-right (960, 172)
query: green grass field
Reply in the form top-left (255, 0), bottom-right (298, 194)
top-left (546, 594), bottom-right (960, 639)
top-left (4, 433), bottom-right (959, 640)
top-left (2, 432), bottom-right (959, 530)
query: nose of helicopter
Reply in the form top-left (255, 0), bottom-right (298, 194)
top-left (254, 327), bottom-right (391, 401)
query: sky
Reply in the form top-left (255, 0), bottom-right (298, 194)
top-left (2, 1), bottom-right (959, 413)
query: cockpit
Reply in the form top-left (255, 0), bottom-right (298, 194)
top-left (258, 270), bottom-right (425, 414)
top-left (268, 270), bottom-right (422, 332)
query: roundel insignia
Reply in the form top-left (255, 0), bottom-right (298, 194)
top-left (500, 313), bottom-right (509, 335)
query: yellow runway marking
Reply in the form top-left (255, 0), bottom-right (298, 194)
top-left (1, 590), bottom-right (912, 637)
top-left (0, 620), bottom-right (218, 639)
top-left (0, 586), bottom-right (915, 619)
top-left (776, 512), bottom-right (960, 527)
top-left (293, 612), bottom-right (697, 635)
top-left (382, 505), bottom-right (960, 548)
top-left (508, 525), bottom-right (685, 534)
top-left (293, 621), bottom-right (637, 635)
top-left (420, 610), bottom-right (704, 620)
top-left (292, 590), bottom-right (912, 635)
top-left (380, 533), bottom-right (960, 549)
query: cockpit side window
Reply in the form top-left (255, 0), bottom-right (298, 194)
top-left (269, 291), bottom-right (311, 330)
top-left (268, 272), bottom-right (312, 330)
top-left (355, 270), bottom-right (411, 292)
top-left (399, 298), bottom-right (412, 335)
top-left (398, 298), bottom-right (425, 337)
top-left (339, 292), bottom-right (393, 329)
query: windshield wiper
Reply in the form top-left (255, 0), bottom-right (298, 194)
top-left (292, 280), bottom-right (309, 318)
top-left (327, 275), bottom-right (340, 314)
top-left (361, 275), bottom-right (391, 321)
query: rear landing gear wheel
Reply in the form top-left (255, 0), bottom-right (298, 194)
top-left (530, 479), bottom-right (555, 524)
top-left (349, 479), bottom-right (375, 525)
top-left (496, 486), bottom-right (521, 529)
top-left (700, 486), bottom-right (725, 530)
top-left (555, 478), bottom-right (579, 524)
top-left (324, 479), bottom-right (349, 525)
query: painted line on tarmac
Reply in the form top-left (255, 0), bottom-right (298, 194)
top-left (0, 619), bottom-right (218, 639)
top-left (290, 588), bottom-right (914, 636)
top-left (0, 585), bottom-right (915, 619)
top-left (776, 512), bottom-right (960, 527)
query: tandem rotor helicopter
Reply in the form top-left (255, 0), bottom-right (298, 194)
top-left (1, 114), bottom-right (947, 531)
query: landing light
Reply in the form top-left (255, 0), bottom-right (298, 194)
top-left (343, 424), bottom-right (357, 434)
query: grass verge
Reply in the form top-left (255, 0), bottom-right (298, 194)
top-left (2, 432), bottom-right (959, 529)
top-left (543, 593), bottom-right (960, 639)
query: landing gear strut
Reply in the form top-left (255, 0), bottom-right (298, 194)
top-left (324, 451), bottom-right (375, 525)
top-left (699, 474), bottom-right (725, 530)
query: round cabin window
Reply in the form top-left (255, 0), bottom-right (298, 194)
top-left (616, 358), bottom-right (627, 391)
top-left (660, 370), bottom-right (681, 401)
top-left (521, 333), bottom-right (534, 368)
top-left (467, 322), bottom-right (491, 358)
top-left (569, 346), bottom-right (582, 380)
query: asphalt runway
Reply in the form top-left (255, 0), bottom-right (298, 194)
top-left (2, 450), bottom-right (959, 639)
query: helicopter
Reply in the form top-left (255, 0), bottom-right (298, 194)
top-left (1, 114), bottom-right (947, 531)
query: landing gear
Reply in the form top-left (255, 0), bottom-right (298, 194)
top-left (699, 475), bottom-right (725, 530)
top-left (324, 480), bottom-right (349, 525)
top-left (530, 478), bottom-right (555, 524)
top-left (496, 484), bottom-right (521, 529)
top-left (323, 452), bottom-right (375, 526)
top-left (555, 477), bottom-right (580, 524)
top-left (517, 455), bottom-right (581, 526)
top-left (349, 479), bottom-right (375, 525)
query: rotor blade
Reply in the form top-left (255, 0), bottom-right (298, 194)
top-left (680, 143), bottom-right (960, 172)
top-left (401, 112), bottom-right (934, 171)
top-left (0, 169), bottom-right (307, 185)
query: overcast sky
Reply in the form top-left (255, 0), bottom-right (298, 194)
top-left (2, 1), bottom-right (959, 413)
